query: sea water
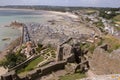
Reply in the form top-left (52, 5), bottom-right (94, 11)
top-left (0, 9), bottom-right (45, 51)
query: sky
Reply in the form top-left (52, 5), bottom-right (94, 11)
top-left (0, 0), bottom-right (120, 8)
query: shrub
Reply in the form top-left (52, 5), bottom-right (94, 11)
top-left (1, 52), bottom-right (26, 68)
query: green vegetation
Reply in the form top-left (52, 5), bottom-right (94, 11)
top-left (97, 39), bottom-right (103, 46)
top-left (36, 43), bottom-right (43, 53)
top-left (25, 56), bottom-right (43, 71)
top-left (17, 44), bottom-right (55, 75)
top-left (79, 35), bottom-right (120, 53)
top-left (95, 20), bottom-right (104, 27)
top-left (51, 50), bottom-right (56, 58)
top-left (113, 15), bottom-right (120, 21)
top-left (113, 15), bottom-right (120, 25)
top-left (0, 58), bottom-right (7, 66)
top-left (59, 73), bottom-right (86, 80)
top-left (99, 10), bottom-right (118, 19)
top-left (80, 43), bottom-right (90, 50)
top-left (16, 47), bottom-right (22, 55)
top-left (43, 48), bottom-right (56, 58)
top-left (17, 56), bottom-right (44, 74)
top-left (1, 53), bottom-right (26, 68)
top-left (80, 43), bottom-right (95, 53)
top-left (88, 44), bottom-right (95, 53)
top-left (103, 35), bottom-right (120, 52)
top-left (43, 44), bottom-right (56, 58)
top-left (93, 20), bottom-right (105, 32)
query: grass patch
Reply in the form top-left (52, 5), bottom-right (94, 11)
top-left (17, 56), bottom-right (44, 74)
top-left (88, 44), bottom-right (95, 53)
top-left (24, 56), bottom-right (44, 71)
top-left (59, 73), bottom-right (86, 80)
top-left (80, 43), bottom-right (96, 53)
top-left (84, 9), bottom-right (97, 14)
top-left (113, 15), bottom-right (120, 21)
top-left (113, 14), bottom-right (120, 26)
top-left (103, 35), bottom-right (120, 52)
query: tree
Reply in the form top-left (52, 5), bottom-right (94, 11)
top-left (1, 52), bottom-right (26, 68)
top-left (99, 9), bottom-right (117, 19)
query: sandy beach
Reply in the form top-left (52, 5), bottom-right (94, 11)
top-left (47, 11), bottom-right (78, 18)
top-left (0, 8), bottom-right (78, 18)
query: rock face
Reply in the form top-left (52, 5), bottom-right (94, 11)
top-left (89, 47), bottom-right (120, 75)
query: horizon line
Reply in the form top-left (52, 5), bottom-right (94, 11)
top-left (0, 5), bottom-right (120, 8)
